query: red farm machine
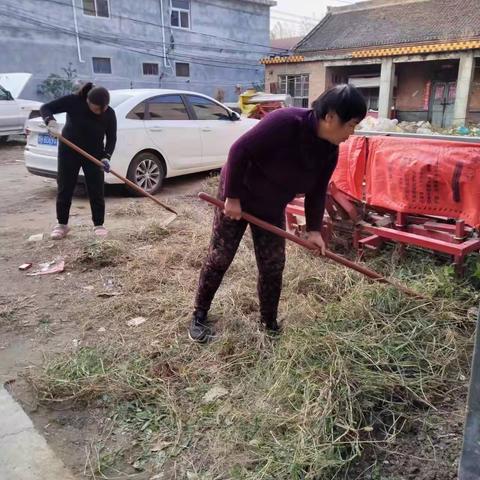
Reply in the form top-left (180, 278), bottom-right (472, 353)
top-left (286, 132), bottom-right (480, 275)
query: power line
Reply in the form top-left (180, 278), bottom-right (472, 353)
top-left (16, 0), bottom-right (290, 54)
top-left (2, 9), bottom-right (265, 72)
top-left (272, 9), bottom-right (321, 21)
top-left (25, 71), bottom-right (264, 87)
top-left (271, 16), bottom-right (318, 27)
top-left (0, 22), bottom-right (271, 58)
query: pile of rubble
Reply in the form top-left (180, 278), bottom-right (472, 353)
top-left (357, 117), bottom-right (480, 137)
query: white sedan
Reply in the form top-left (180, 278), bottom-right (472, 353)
top-left (25, 89), bottom-right (258, 193)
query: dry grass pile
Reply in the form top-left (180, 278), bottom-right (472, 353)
top-left (26, 184), bottom-right (479, 479)
top-left (111, 201), bottom-right (147, 217)
top-left (73, 240), bottom-right (126, 269)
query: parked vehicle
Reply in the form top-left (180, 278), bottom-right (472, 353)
top-left (25, 89), bottom-right (259, 193)
top-left (0, 73), bottom-right (42, 143)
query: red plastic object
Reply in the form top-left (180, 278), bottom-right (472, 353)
top-left (286, 135), bottom-right (480, 275)
top-left (248, 101), bottom-right (284, 119)
top-left (366, 136), bottom-right (480, 228)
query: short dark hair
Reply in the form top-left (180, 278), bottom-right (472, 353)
top-left (312, 84), bottom-right (367, 123)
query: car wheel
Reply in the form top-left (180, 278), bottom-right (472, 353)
top-left (126, 152), bottom-right (165, 195)
top-left (0, 136), bottom-right (8, 144)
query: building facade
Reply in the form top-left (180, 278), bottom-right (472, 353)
top-left (1, 0), bottom-right (275, 102)
top-left (263, 0), bottom-right (480, 127)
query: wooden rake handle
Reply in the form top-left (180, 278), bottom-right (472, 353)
top-left (198, 192), bottom-right (424, 299)
top-left (56, 133), bottom-right (178, 215)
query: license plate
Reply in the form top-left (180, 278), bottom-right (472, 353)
top-left (38, 133), bottom-right (58, 146)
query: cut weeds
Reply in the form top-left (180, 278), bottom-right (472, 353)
top-left (74, 240), bottom-right (126, 269)
top-left (26, 196), bottom-right (479, 479)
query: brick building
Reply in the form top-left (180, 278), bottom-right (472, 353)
top-left (262, 0), bottom-right (480, 127)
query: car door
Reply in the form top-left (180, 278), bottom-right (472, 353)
top-left (144, 94), bottom-right (202, 171)
top-left (185, 94), bottom-right (243, 168)
top-left (0, 85), bottom-right (23, 135)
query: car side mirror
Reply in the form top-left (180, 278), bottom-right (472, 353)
top-left (229, 111), bottom-right (241, 121)
top-left (5, 90), bottom-right (14, 101)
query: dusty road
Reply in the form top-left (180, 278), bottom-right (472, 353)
top-left (0, 137), bottom-right (212, 477)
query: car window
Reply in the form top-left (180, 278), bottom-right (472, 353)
top-left (187, 95), bottom-right (230, 120)
top-left (147, 95), bottom-right (189, 120)
top-left (126, 101), bottom-right (147, 120)
top-left (0, 86), bottom-right (12, 101)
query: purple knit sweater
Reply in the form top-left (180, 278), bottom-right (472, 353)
top-left (221, 107), bottom-right (338, 230)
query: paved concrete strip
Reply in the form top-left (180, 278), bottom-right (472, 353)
top-left (0, 387), bottom-right (77, 480)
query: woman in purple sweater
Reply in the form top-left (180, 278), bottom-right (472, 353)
top-left (189, 84), bottom-right (367, 342)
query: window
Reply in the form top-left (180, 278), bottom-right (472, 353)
top-left (358, 88), bottom-right (379, 111)
top-left (0, 86), bottom-right (12, 101)
top-left (171, 0), bottom-right (190, 29)
top-left (188, 95), bottom-right (230, 121)
top-left (92, 57), bottom-right (112, 74)
top-left (147, 95), bottom-right (189, 120)
top-left (126, 102), bottom-right (147, 120)
top-left (175, 62), bottom-right (190, 77)
top-left (278, 74), bottom-right (309, 107)
top-left (143, 63), bottom-right (159, 76)
top-left (83, 0), bottom-right (109, 17)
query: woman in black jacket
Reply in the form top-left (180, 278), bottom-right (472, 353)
top-left (40, 82), bottom-right (117, 239)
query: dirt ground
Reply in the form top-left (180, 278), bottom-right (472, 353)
top-left (0, 137), bottom-right (210, 478)
top-left (0, 137), bottom-right (473, 480)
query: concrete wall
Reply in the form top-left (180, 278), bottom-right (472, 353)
top-left (0, 0), bottom-right (271, 102)
top-left (394, 62), bottom-right (432, 121)
top-left (395, 62), bottom-right (431, 111)
top-left (467, 59), bottom-right (480, 122)
top-left (265, 61), bottom-right (327, 106)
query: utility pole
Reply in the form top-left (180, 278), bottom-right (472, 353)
top-left (459, 304), bottom-right (480, 480)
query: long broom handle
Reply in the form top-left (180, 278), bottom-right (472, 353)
top-left (199, 192), bottom-right (423, 299)
top-left (55, 133), bottom-right (178, 215)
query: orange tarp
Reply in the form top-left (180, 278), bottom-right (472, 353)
top-left (333, 136), bottom-right (480, 228)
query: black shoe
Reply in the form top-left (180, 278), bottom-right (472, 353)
top-left (188, 309), bottom-right (212, 343)
top-left (260, 315), bottom-right (281, 335)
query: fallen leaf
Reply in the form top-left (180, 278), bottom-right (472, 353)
top-left (151, 440), bottom-right (172, 452)
top-left (127, 317), bottom-right (147, 327)
top-left (97, 291), bottom-right (122, 298)
top-left (98, 327), bottom-right (106, 333)
top-left (28, 233), bottom-right (43, 242)
top-left (202, 385), bottom-right (229, 403)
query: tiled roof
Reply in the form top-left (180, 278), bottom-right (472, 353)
top-left (296, 0), bottom-right (480, 53)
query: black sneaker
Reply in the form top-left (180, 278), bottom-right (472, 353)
top-left (260, 315), bottom-right (281, 335)
top-left (188, 309), bottom-right (212, 343)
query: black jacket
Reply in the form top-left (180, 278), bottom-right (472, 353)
top-left (40, 94), bottom-right (117, 160)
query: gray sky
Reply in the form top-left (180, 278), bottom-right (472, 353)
top-left (272, 0), bottom-right (356, 17)
top-left (270, 0), bottom-right (357, 36)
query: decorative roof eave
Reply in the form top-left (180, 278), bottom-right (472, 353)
top-left (261, 40), bottom-right (480, 65)
top-left (260, 55), bottom-right (305, 65)
top-left (352, 40), bottom-right (480, 58)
